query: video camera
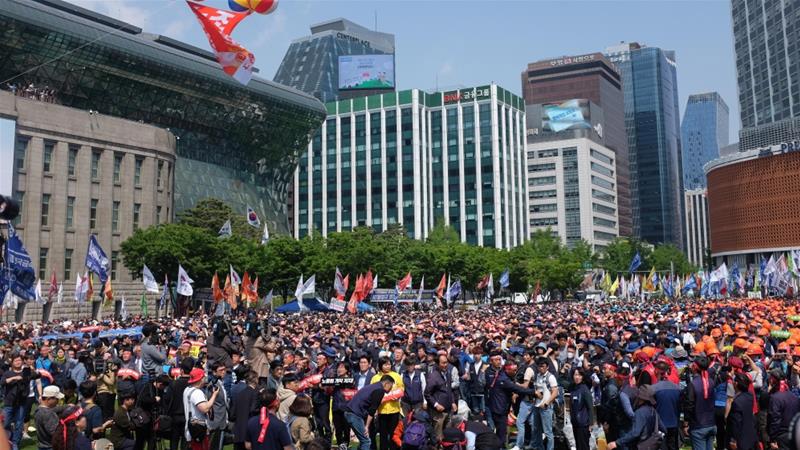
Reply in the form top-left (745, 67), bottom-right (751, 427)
top-left (212, 316), bottom-right (232, 340)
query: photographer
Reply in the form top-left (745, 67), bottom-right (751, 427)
top-left (96, 355), bottom-right (118, 421)
top-left (206, 362), bottom-right (229, 450)
top-left (183, 367), bottom-right (221, 450)
top-left (141, 322), bottom-right (167, 382)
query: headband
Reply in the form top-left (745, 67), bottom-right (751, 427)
top-left (59, 407), bottom-right (83, 444)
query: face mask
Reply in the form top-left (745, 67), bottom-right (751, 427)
top-left (567, 352), bottom-right (575, 359)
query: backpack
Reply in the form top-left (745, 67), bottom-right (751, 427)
top-left (402, 421), bottom-right (429, 448)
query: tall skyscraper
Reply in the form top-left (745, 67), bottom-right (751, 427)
top-left (274, 19), bottom-right (395, 103)
top-left (731, 0), bottom-right (800, 150)
top-left (680, 92), bottom-right (729, 189)
top-left (605, 42), bottom-right (683, 246)
top-left (521, 53), bottom-right (632, 237)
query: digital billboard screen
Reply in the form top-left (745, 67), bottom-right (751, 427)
top-left (542, 99), bottom-right (591, 132)
top-left (338, 54), bottom-right (395, 90)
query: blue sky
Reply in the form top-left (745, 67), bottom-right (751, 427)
top-left (72, 0), bottom-right (740, 142)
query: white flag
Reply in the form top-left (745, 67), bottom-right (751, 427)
top-left (417, 275), bottom-right (424, 303)
top-left (260, 222), bottom-right (270, 245)
top-left (74, 274), bottom-right (83, 302)
top-left (142, 265), bottom-right (160, 293)
top-left (120, 296), bottom-right (128, 321)
top-left (246, 206), bottom-right (260, 227)
top-left (35, 279), bottom-right (44, 305)
top-left (230, 265), bottom-right (241, 287)
top-left (372, 273), bottom-right (379, 291)
top-left (57, 282), bottom-right (63, 304)
top-left (218, 220), bottom-right (232, 238)
top-left (444, 274), bottom-right (452, 305)
top-left (3, 290), bottom-right (19, 311)
top-left (487, 273), bottom-right (494, 299)
top-left (214, 301), bottom-right (225, 317)
top-left (302, 275), bottom-right (316, 296)
top-left (263, 289), bottom-right (274, 308)
top-left (177, 265), bottom-right (194, 296)
top-left (294, 275), bottom-right (305, 309)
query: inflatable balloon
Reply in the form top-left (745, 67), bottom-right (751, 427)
top-left (37, 369), bottom-right (53, 383)
top-left (227, 0), bottom-right (277, 14)
top-left (228, 0), bottom-right (249, 12)
top-left (117, 368), bottom-right (141, 380)
top-left (789, 315), bottom-right (800, 322)
top-left (294, 374), bottom-right (322, 392)
top-left (771, 330), bottom-right (792, 339)
top-left (381, 388), bottom-right (404, 403)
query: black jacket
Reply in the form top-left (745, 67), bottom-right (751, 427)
top-left (230, 384), bottom-right (259, 443)
top-left (164, 376), bottom-right (190, 418)
top-left (768, 390), bottom-right (800, 440)
top-left (484, 366), bottom-right (532, 415)
top-left (728, 392), bottom-right (758, 450)
top-left (425, 367), bottom-right (454, 410)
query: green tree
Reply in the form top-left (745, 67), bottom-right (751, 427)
top-left (600, 238), bottom-right (653, 275)
top-left (650, 243), bottom-right (697, 275)
top-left (177, 198), bottom-right (260, 240)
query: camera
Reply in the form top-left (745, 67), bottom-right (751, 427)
top-left (212, 317), bottom-right (231, 340)
top-left (0, 195), bottom-right (20, 221)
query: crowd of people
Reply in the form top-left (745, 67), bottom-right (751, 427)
top-left (0, 297), bottom-right (799, 450)
top-left (3, 83), bottom-right (57, 103)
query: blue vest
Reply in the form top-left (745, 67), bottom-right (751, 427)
top-left (403, 371), bottom-right (424, 405)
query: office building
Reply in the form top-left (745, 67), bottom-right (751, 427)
top-left (275, 18), bottom-right (396, 103)
top-left (605, 42), bottom-right (683, 246)
top-left (0, 0), bottom-right (326, 236)
top-left (526, 137), bottom-right (619, 252)
top-left (680, 93), bottom-right (729, 189)
top-left (292, 85), bottom-right (529, 249)
top-left (521, 53), bottom-right (631, 237)
top-left (705, 142), bottom-right (800, 267)
top-left (683, 189), bottom-right (710, 268)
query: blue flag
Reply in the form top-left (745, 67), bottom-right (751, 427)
top-left (3, 223), bottom-right (36, 301)
top-left (759, 257), bottom-right (767, 286)
top-left (499, 269), bottom-right (510, 288)
top-left (681, 276), bottom-right (697, 293)
top-left (85, 235), bottom-right (110, 283)
top-left (629, 252), bottom-right (642, 273)
top-left (447, 280), bottom-right (462, 303)
top-left (663, 276), bottom-right (674, 298)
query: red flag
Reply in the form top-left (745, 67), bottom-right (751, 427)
top-left (86, 273), bottom-right (94, 300)
top-left (396, 272), bottom-right (412, 293)
top-left (533, 280), bottom-right (541, 301)
top-left (343, 274), bottom-right (350, 292)
top-left (364, 270), bottom-right (373, 297)
top-left (186, 1), bottom-right (255, 85)
top-left (103, 277), bottom-right (113, 303)
top-left (476, 275), bottom-right (489, 290)
top-left (347, 274), bottom-right (363, 313)
top-left (242, 272), bottom-right (256, 305)
top-left (48, 271), bottom-right (58, 301)
top-left (223, 274), bottom-right (238, 309)
top-left (435, 273), bottom-right (447, 299)
top-left (211, 272), bottom-right (223, 303)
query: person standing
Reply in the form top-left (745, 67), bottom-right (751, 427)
top-left (206, 363), bottom-right (229, 450)
top-left (425, 354), bottom-right (456, 441)
top-left (34, 385), bottom-right (66, 450)
top-left (570, 369), bottom-right (594, 450)
top-left (370, 356), bottom-right (404, 450)
top-left (345, 376), bottom-right (396, 450)
top-left (607, 385), bottom-right (660, 450)
top-left (767, 370), bottom-right (800, 450)
top-left (3, 353), bottom-right (29, 450)
top-left (331, 361), bottom-right (353, 450)
top-left (164, 358), bottom-right (194, 450)
top-left (140, 323), bottom-right (166, 381)
top-left (183, 367), bottom-right (221, 450)
top-left (230, 371), bottom-right (260, 450)
top-left (109, 391), bottom-right (137, 450)
top-left (510, 350), bottom-right (536, 450)
top-left (683, 356), bottom-right (718, 450)
top-left (531, 357), bottom-right (559, 450)
top-left (401, 356), bottom-right (426, 416)
top-left (484, 350), bottom-right (534, 446)
top-left (288, 396), bottom-right (316, 450)
top-left (652, 361), bottom-right (682, 450)
top-left (245, 388), bottom-right (293, 450)
top-left (727, 373), bottom-right (758, 450)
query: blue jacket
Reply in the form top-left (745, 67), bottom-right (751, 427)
top-left (652, 380), bottom-right (681, 429)
top-left (615, 404), bottom-right (660, 448)
top-left (484, 366), bottom-right (531, 415)
top-left (402, 370), bottom-right (425, 405)
top-left (570, 383), bottom-right (594, 428)
top-left (346, 382), bottom-right (386, 419)
top-left (685, 373), bottom-right (716, 429)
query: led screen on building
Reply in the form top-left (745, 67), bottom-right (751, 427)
top-left (0, 117), bottom-right (16, 196)
top-left (338, 54), bottom-right (395, 90)
top-left (542, 99), bottom-right (591, 132)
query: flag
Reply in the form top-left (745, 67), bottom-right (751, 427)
top-left (644, 267), bottom-right (655, 291)
top-left (262, 289), bottom-right (273, 309)
top-left (342, 274), bottom-right (350, 295)
top-left (759, 256), bottom-right (767, 287)
top-left (396, 272), bottom-right (412, 293)
top-left (34, 279), bottom-right (44, 305)
top-left (223, 274), bottom-right (237, 309)
top-left (212, 272), bottom-right (223, 303)
top-left (86, 272), bottom-right (94, 300)
top-left (533, 280), bottom-right (541, 302)
top-left (417, 276), bottom-right (425, 303)
top-left (371, 273), bottom-right (378, 291)
top-left (85, 235), bottom-right (110, 283)
top-left (364, 270), bottom-right (374, 298)
top-left (57, 282), bottom-right (63, 304)
top-left (302, 275), bottom-right (316, 296)
top-left (186, 1), bottom-right (254, 85)
top-left (159, 275), bottom-right (169, 310)
top-left (346, 274), bottom-right (363, 314)
top-left (435, 274), bottom-right (447, 300)
top-left (334, 267), bottom-right (346, 298)
top-left (792, 250), bottom-right (800, 278)
top-left (140, 294), bottom-right (148, 317)
top-left (653, 272), bottom-right (661, 291)
top-left (3, 223), bottom-right (36, 301)
top-left (218, 219), bottom-right (232, 238)
top-left (487, 273), bottom-right (495, 299)
top-left (664, 276), bottom-right (674, 298)
top-left (177, 265), bottom-right (194, 296)
top-left (142, 265), bottom-right (160, 293)
top-left (446, 279), bottom-right (462, 304)
top-left (600, 272), bottom-right (611, 292)
top-left (120, 296), bottom-right (128, 320)
top-left (629, 252), bottom-right (642, 273)
top-left (609, 276), bottom-right (619, 295)
top-left (242, 272), bottom-right (258, 305)
top-left (295, 274), bottom-right (315, 310)
top-left (620, 276), bottom-right (628, 299)
top-left (47, 271), bottom-right (57, 302)
top-left (253, 276), bottom-right (259, 304)
top-left (214, 300), bottom-right (225, 317)
top-left (103, 277), bottom-right (113, 303)
top-left (74, 274), bottom-right (83, 302)
top-left (444, 274), bottom-right (452, 305)
top-left (260, 223), bottom-right (270, 245)
top-left (682, 275), bottom-right (698, 293)
top-left (499, 269), bottom-right (510, 288)
top-left (229, 265), bottom-right (241, 291)
top-left (476, 275), bottom-right (489, 290)
top-left (245, 206), bottom-right (260, 227)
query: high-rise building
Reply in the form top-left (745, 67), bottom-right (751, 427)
top-left (680, 92), bottom-right (729, 189)
top-left (526, 137), bottom-right (619, 252)
top-left (683, 188), bottom-right (710, 268)
top-left (0, 0), bottom-right (326, 235)
top-left (292, 85), bottom-right (529, 249)
top-left (731, 0), bottom-right (799, 131)
top-left (274, 19), bottom-right (396, 103)
top-left (521, 53), bottom-right (631, 237)
top-left (605, 42), bottom-right (683, 246)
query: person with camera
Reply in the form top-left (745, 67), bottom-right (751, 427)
top-left (531, 357), bottom-right (559, 450)
top-left (164, 358), bottom-right (196, 450)
top-left (206, 362), bottom-right (229, 450)
top-left (96, 356), bottom-right (118, 421)
top-left (509, 349), bottom-right (536, 450)
top-left (3, 352), bottom-right (30, 450)
top-left (141, 322), bottom-right (167, 382)
top-left (183, 367), bottom-right (221, 450)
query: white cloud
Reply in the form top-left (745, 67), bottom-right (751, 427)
top-left (250, 9), bottom-right (288, 49)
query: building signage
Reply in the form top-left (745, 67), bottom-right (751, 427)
top-left (370, 288), bottom-right (435, 303)
top-left (336, 32), bottom-right (372, 48)
top-left (756, 140), bottom-right (800, 158)
top-left (549, 54), bottom-right (596, 67)
top-left (443, 86), bottom-right (491, 105)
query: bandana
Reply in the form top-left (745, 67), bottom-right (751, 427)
top-left (59, 407), bottom-right (83, 445)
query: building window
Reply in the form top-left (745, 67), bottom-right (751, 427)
top-left (91, 151), bottom-right (101, 180)
top-left (537, 149), bottom-right (559, 158)
top-left (111, 251), bottom-right (118, 281)
top-left (156, 206), bottom-right (162, 224)
top-left (112, 201), bottom-right (120, 232)
top-left (530, 176), bottom-right (556, 186)
top-left (590, 149), bottom-right (613, 165)
top-left (113, 154), bottom-right (123, 184)
top-left (64, 249), bottom-right (73, 281)
top-left (591, 162), bottom-right (614, 178)
top-left (530, 190), bottom-right (557, 199)
top-left (66, 196), bottom-right (75, 228)
top-left (13, 191), bottom-right (23, 225)
top-left (592, 189), bottom-right (615, 203)
top-left (528, 163), bottom-right (556, 172)
top-left (531, 203), bottom-right (558, 213)
top-left (133, 203), bottom-right (141, 230)
top-left (591, 175), bottom-right (614, 190)
top-left (592, 203), bottom-right (616, 215)
top-left (68, 145), bottom-right (78, 176)
top-left (593, 217), bottom-right (616, 228)
top-left (90, 199), bottom-right (98, 230)
top-left (41, 194), bottom-right (50, 226)
top-left (594, 230), bottom-right (617, 241)
top-left (43, 140), bottom-right (54, 173)
top-left (531, 217), bottom-right (558, 226)
top-left (15, 137), bottom-right (28, 171)
top-left (38, 248), bottom-right (48, 280)
top-left (134, 158), bottom-right (143, 186)
top-left (157, 161), bottom-right (163, 189)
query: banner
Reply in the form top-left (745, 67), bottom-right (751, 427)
top-left (329, 298), bottom-right (347, 312)
top-left (142, 265), bottom-right (160, 293)
top-left (3, 223), bottom-right (36, 301)
top-left (85, 235), bottom-right (110, 283)
top-left (177, 265), bottom-right (194, 296)
top-left (186, 1), bottom-right (254, 85)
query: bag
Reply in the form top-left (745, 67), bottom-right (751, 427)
top-left (154, 415), bottom-right (173, 434)
top-left (637, 410), bottom-right (663, 450)
top-left (402, 421), bottom-right (428, 448)
top-left (552, 432), bottom-right (570, 450)
top-left (188, 419), bottom-right (208, 442)
top-left (129, 407), bottom-right (151, 428)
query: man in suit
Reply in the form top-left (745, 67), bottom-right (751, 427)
top-left (425, 354), bottom-right (455, 441)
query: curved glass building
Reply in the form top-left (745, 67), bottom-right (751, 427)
top-left (0, 0), bottom-right (326, 233)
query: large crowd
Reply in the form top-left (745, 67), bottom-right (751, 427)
top-left (1, 297), bottom-right (799, 450)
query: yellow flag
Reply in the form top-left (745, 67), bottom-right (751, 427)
top-left (644, 267), bottom-right (655, 291)
top-left (609, 276), bottom-right (619, 295)
top-left (601, 272), bottom-right (611, 291)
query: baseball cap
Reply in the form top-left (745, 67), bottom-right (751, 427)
top-left (42, 385), bottom-right (65, 399)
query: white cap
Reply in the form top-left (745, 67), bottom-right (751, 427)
top-left (42, 385), bottom-right (64, 399)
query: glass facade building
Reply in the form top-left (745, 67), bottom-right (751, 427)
top-left (680, 92), bottom-right (729, 189)
top-left (605, 43), bottom-right (683, 246)
top-left (0, 0), bottom-right (326, 234)
top-left (293, 85), bottom-right (529, 249)
top-left (274, 19), bottom-right (395, 104)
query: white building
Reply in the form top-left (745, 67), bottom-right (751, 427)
top-left (526, 137), bottom-right (619, 252)
top-left (683, 188), bottom-right (709, 267)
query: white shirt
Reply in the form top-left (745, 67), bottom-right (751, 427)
top-left (183, 386), bottom-right (209, 441)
